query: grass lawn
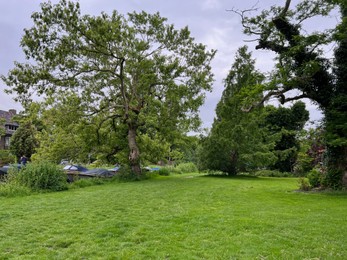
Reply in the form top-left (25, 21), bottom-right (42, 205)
top-left (0, 174), bottom-right (346, 259)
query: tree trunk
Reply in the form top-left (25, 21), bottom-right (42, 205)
top-left (127, 125), bottom-right (142, 176)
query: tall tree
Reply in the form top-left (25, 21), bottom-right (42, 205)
top-left (198, 46), bottom-right (276, 175)
top-left (234, 0), bottom-right (347, 188)
top-left (1, 0), bottom-right (215, 175)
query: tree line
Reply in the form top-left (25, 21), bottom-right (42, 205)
top-left (2, 0), bottom-right (346, 188)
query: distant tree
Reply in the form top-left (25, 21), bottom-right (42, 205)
top-left (264, 101), bottom-right (309, 172)
top-left (2, 0), bottom-right (215, 176)
top-left (198, 46), bottom-right (277, 175)
top-left (10, 121), bottom-right (38, 161)
top-left (234, 0), bottom-right (347, 188)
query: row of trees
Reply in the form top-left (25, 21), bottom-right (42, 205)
top-left (1, 0), bottom-right (346, 188)
top-left (197, 46), bottom-right (310, 175)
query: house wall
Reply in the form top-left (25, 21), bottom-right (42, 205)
top-left (0, 109), bottom-right (18, 150)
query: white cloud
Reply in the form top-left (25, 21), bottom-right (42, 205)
top-left (202, 0), bottom-right (222, 11)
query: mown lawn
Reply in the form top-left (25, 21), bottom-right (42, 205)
top-left (0, 174), bottom-right (346, 259)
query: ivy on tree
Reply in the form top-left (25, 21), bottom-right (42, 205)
top-left (233, 0), bottom-right (347, 188)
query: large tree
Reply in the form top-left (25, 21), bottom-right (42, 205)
top-left (234, 0), bottom-right (347, 188)
top-left (1, 0), bottom-right (215, 175)
top-left (198, 46), bottom-right (276, 175)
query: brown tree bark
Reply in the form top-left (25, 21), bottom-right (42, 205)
top-left (127, 125), bottom-right (142, 176)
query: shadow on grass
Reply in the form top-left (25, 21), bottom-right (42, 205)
top-left (200, 174), bottom-right (271, 181)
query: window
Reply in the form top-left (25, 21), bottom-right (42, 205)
top-left (6, 125), bottom-right (18, 131)
top-left (5, 137), bottom-right (10, 147)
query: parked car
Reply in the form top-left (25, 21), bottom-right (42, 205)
top-left (0, 164), bottom-right (23, 180)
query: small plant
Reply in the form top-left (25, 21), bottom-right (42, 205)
top-left (116, 166), bottom-right (145, 181)
top-left (307, 168), bottom-right (323, 188)
top-left (16, 161), bottom-right (68, 192)
top-left (298, 178), bottom-right (311, 191)
top-left (0, 150), bottom-right (16, 166)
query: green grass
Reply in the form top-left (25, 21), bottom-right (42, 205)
top-left (0, 174), bottom-right (346, 259)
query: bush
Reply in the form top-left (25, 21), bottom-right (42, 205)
top-left (298, 178), bottom-right (311, 191)
top-left (158, 167), bottom-right (170, 176)
top-left (116, 166), bottom-right (145, 181)
top-left (175, 162), bottom-right (198, 174)
top-left (322, 169), bottom-right (343, 190)
top-left (16, 161), bottom-right (68, 192)
top-left (0, 150), bottom-right (16, 166)
top-left (307, 168), bottom-right (323, 188)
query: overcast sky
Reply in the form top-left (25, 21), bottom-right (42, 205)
top-left (0, 0), bottom-right (339, 129)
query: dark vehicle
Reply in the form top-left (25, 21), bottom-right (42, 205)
top-left (0, 164), bottom-right (23, 180)
top-left (63, 165), bottom-right (115, 182)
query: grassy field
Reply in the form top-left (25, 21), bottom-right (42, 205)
top-left (0, 174), bottom-right (346, 259)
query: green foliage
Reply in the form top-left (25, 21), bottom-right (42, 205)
top-left (2, 0), bottom-right (215, 174)
top-left (307, 168), bottom-right (323, 188)
top-left (0, 118), bottom-right (5, 137)
top-left (15, 161), bottom-right (68, 192)
top-left (265, 102), bottom-right (309, 172)
top-left (198, 46), bottom-right (277, 175)
top-left (175, 162), bottom-right (198, 173)
top-left (0, 182), bottom-right (32, 197)
top-left (69, 178), bottom-right (106, 189)
top-left (10, 121), bottom-right (38, 161)
top-left (0, 150), bottom-right (16, 166)
top-left (322, 169), bottom-right (344, 190)
top-left (115, 166), bottom-right (145, 181)
top-left (240, 0), bottom-right (346, 188)
top-left (158, 167), bottom-right (170, 176)
top-left (298, 178), bottom-right (311, 191)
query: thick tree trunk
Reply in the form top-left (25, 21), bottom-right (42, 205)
top-left (127, 125), bottom-right (142, 176)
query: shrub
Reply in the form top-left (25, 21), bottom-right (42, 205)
top-left (298, 178), bottom-right (311, 191)
top-left (158, 167), bottom-right (170, 176)
top-left (307, 168), bottom-right (323, 188)
top-left (16, 161), bottom-right (68, 192)
top-left (322, 169), bottom-right (343, 190)
top-left (116, 166), bottom-right (145, 181)
top-left (175, 162), bottom-right (198, 173)
top-left (0, 150), bottom-right (16, 166)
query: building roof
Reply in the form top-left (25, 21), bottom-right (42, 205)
top-left (0, 109), bottom-right (19, 126)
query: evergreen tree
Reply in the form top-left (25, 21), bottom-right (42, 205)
top-left (198, 46), bottom-right (276, 174)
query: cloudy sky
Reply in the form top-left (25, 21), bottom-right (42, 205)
top-left (0, 0), bottom-right (339, 129)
